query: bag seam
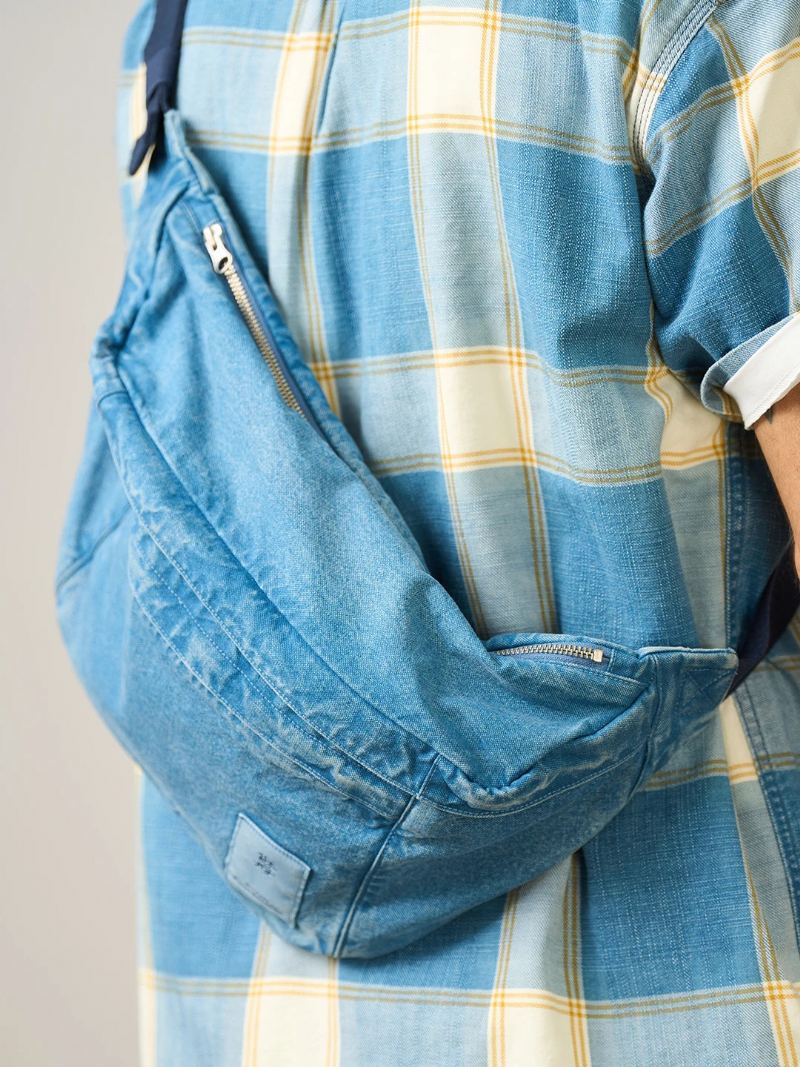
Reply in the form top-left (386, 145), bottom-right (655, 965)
top-left (114, 370), bottom-right (657, 815)
top-left (131, 537), bottom-right (403, 820)
top-left (133, 494), bottom-right (654, 818)
top-left (54, 501), bottom-right (131, 592)
top-left (104, 369), bottom-right (472, 794)
top-left (98, 141), bottom-right (729, 820)
top-left (332, 756), bottom-right (441, 958)
top-left (416, 741), bottom-right (648, 820)
top-left (107, 139), bottom-right (667, 810)
top-left (130, 523), bottom-right (418, 805)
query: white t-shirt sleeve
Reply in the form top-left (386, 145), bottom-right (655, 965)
top-left (721, 313), bottom-right (800, 429)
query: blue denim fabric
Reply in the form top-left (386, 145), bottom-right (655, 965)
top-left (55, 110), bottom-right (740, 958)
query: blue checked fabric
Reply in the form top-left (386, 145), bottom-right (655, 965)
top-left (112, 0), bottom-right (800, 1063)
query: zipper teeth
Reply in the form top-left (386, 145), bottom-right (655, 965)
top-left (222, 266), bottom-right (305, 417)
top-left (496, 643), bottom-right (604, 663)
top-left (207, 227), bottom-right (597, 672)
top-left (202, 222), bottom-right (306, 418)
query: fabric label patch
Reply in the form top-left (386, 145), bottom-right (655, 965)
top-left (224, 813), bottom-right (311, 927)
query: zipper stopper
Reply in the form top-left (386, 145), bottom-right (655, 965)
top-left (203, 223), bottom-right (233, 274)
top-left (591, 649), bottom-right (604, 663)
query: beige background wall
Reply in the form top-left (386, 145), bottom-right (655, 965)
top-left (1, 3), bottom-right (141, 1064)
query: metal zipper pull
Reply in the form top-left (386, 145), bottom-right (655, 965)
top-left (201, 221), bottom-right (308, 419)
top-left (496, 642), bottom-right (605, 663)
top-left (203, 222), bottom-right (234, 275)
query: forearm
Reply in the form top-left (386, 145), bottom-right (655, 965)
top-left (753, 381), bottom-right (800, 574)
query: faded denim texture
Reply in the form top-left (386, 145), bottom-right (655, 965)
top-left (55, 0), bottom-right (800, 1062)
top-left (57, 110), bottom-right (741, 956)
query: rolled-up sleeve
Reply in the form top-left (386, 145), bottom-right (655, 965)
top-left (711, 312), bottom-right (800, 428)
top-left (640, 3), bottom-right (800, 427)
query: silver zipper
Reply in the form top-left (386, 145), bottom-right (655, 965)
top-left (202, 222), bottom-right (305, 418)
top-left (496, 642), bottom-right (604, 663)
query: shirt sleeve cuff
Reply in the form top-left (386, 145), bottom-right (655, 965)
top-left (718, 312), bottom-right (800, 429)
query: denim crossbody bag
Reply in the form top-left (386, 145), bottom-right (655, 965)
top-left (55, 0), bottom-right (799, 958)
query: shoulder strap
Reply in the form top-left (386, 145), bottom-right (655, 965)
top-left (727, 539), bottom-right (800, 695)
top-left (128, 0), bottom-right (189, 176)
top-left (124, 0), bottom-right (800, 692)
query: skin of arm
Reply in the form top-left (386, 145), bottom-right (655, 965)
top-left (753, 382), bottom-right (800, 576)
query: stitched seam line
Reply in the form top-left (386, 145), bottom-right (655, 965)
top-left (103, 162), bottom-right (718, 821)
top-left (108, 164), bottom-right (668, 813)
top-left (139, 522), bottom-right (654, 821)
top-left (633, 0), bottom-right (720, 169)
top-left (132, 527), bottom-right (415, 804)
top-left (54, 503), bottom-right (131, 592)
top-left (332, 756), bottom-right (441, 957)
top-left (423, 662), bottom-right (729, 822)
top-left (417, 742), bottom-right (647, 819)
top-left (106, 366), bottom-right (447, 793)
top-left (130, 553), bottom-right (397, 820)
top-left (627, 651), bottom-right (665, 794)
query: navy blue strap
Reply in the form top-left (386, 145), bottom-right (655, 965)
top-left (128, 0), bottom-right (189, 176)
top-left (727, 539), bottom-right (800, 695)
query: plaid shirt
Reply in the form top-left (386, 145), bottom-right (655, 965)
top-left (113, 0), bottom-right (800, 1062)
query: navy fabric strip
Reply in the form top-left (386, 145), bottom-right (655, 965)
top-left (728, 540), bottom-right (800, 695)
top-left (128, 0), bottom-right (189, 175)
